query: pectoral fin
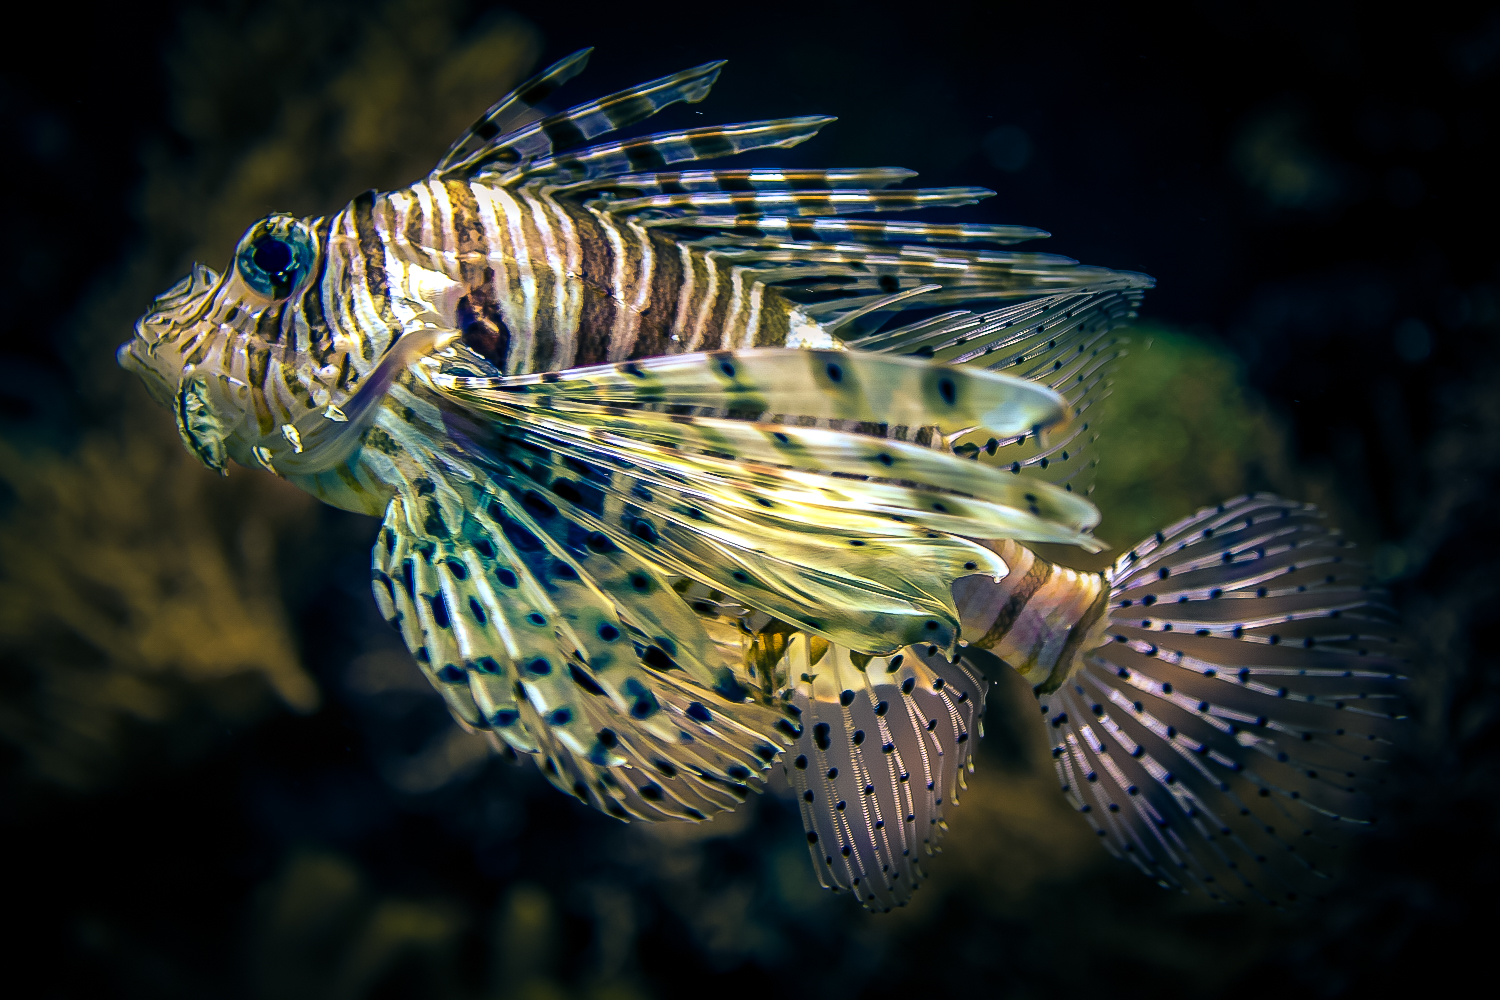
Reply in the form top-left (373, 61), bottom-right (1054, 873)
top-left (174, 374), bottom-right (228, 475)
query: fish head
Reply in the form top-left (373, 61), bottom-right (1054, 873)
top-left (119, 214), bottom-right (322, 472)
top-left (119, 213), bottom-right (321, 399)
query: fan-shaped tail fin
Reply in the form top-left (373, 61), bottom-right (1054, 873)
top-left (1043, 494), bottom-right (1406, 903)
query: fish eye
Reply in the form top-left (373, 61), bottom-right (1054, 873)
top-left (234, 215), bottom-right (315, 300)
top-left (251, 237), bottom-right (293, 276)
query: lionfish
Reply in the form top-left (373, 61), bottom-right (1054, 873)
top-left (119, 50), bottom-right (1403, 909)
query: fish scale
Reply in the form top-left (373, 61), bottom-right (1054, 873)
top-left (120, 47), bottom-right (1412, 910)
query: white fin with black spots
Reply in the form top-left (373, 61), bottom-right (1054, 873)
top-left (1044, 494), bottom-right (1407, 904)
top-left (367, 378), bottom-right (799, 822)
top-left (777, 638), bottom-right (987, 911)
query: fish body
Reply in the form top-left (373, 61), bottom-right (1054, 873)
top-left (120, 50), bottom-right (1403, 910)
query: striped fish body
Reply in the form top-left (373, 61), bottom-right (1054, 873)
top-left (335, 171), bottom-right (1094, 376)
top-left (371, 178), bottom-right (801, 372)
top-left (120, 48), bottom-right (1153, 516)
top-left (119, 50), bottom-right (1406, 912)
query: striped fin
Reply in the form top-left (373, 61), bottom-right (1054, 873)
top-left (368, 390), bottom-right (800, 822)
top-left (474, 400), bottom-right (1100, 547)
top-left (664, 216), bottom-right (1049, 245)
top-left (692, 243), bottom-right (1114, 289)
top-left (780, 639), bottom-right (987, 911)
top-left (491, 399), bottom-right (1098, 534)
top-left (445, 60), bottom-right (726, 177)
top-left (669, 242), bottom-right (1128, 322)
top-left (433, 347), bottom-right (1072, 441)
top-left (610, 186), bottom-right (996, 220)
top-left (440, 394), bottom-right (1026, 654)
top-left (416, 57), bottom-right (1149, 398)
top-left (873, 284), bottom-right (1147, 494)
top-left (435, 48), bottom-right (594, 174)
top-left (419, 348), bottom-right (1108, 653)
top-left (514, 670), bottom-right (788, 823)
top-left (514, 118), bottom-right (836, 186)
top-left (558, 166), bottom-right (919, 196)
top-left (1043, 494), bottom-right (1405, 904)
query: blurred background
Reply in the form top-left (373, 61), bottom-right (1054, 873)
top-left (2, 1), bottom-right (1494, 996)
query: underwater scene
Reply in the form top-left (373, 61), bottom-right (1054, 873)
top-left (2, 1), bottom-right (1495, 996)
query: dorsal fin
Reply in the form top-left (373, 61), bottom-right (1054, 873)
top-left (513, 118), bottom-right (836, 187)
top-left (442, 59), bottom-right (726, 177)
top-left (435, 48), bottom-right (594, 174)
top-left (557, 166), bottom-right (918, 196)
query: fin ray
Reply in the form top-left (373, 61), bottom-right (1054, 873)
top-left (780, 640), bottom-right (986, 911)
top-left (436, 48), bottom-right (594, 174)
top-left (515, 118), bottom-right (836, 186)
top-left (1045, 495), bottom-right (1407, 904)
top-left (446, 60), bottom-right (727, 177)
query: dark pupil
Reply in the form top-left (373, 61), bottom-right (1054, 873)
top-left (252, 237), bottom-right (293, 276)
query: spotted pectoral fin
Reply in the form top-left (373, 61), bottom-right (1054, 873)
top-left (502, 398), bottom-right (1100, 541)
top-left (368, 424), bottom-right (800, 823)
top-left (173, 373), bottom-right (228, 475)
top-left (418, 348), bottom-right (1103, 654)
top-left (435, 347), bottom-right (1072, 449)
top-left (429, 390), bottom-right (1016, 655)
top-left (778, 636), bottom-right (987, 911)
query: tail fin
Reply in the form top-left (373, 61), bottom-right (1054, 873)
top-left (1045, 494), bottom-right (1406, 904)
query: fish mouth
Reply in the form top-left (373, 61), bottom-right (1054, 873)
top-left (118, 263), bottom-right (223, 405)
top-left (117, 338), bottom-right (176, 407)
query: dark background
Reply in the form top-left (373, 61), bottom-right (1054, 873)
top-left (2, 2), bottom-right (1495, 997)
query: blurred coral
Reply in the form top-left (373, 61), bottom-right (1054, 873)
top-left (0, 425), bottom-right (316, 790)
top-left (0, 0), bottom-right (541, 795)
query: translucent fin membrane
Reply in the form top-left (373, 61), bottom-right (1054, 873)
top-left (422, 346), bottom-right (1099, 657)
top-left (1043, 494), bottom-right (1406, 904)
top-left (520, 119), bottom-right (837, 186)
top-left (442, 56), bottom-right (725, 177)
top-left (888, 283), bottom-right (1148, 495)
top-left (436, 48), bottom-right (594, 174)
top-left (779, 639), bottom-right (986, 911)
top-left (435, 347), bottom-right (1073, 442)
top-left (367, 382), bottom-right (797, 823)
